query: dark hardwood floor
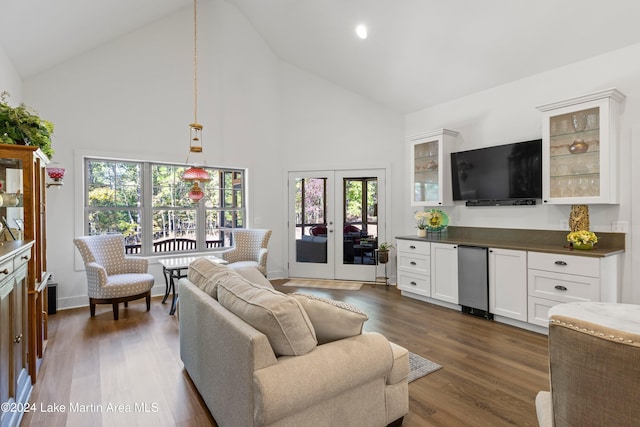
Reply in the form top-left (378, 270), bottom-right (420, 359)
top-left (23, 283), bottom-right (549, 427)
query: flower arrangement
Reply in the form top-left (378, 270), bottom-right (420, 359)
top-left (415, 211), bottom-right (430, 230)
top-left (567, 230), bottom-right (598, 247)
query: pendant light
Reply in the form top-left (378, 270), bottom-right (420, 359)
top-left (182, 0), bottom-right (210, 202)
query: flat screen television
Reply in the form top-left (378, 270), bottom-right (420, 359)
top-left (451, 139), bottom-right (542, 204)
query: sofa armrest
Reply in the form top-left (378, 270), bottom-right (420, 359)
top-left (253, 332), bottom-right (393, 425)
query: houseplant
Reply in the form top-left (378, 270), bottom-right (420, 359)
top-left (377, 242), bottom-right (393, 264)
top-left (567, 230), bottom-right (598, 250)
top-left (415, 211), bottom-right (429, 237)
top-left (0, 91), bottom-right (55, 159)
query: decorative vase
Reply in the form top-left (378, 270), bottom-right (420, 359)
top-left (573, 243), bottom-right (593, 250)
top-left (569, 205), bottom-right (589, 232)
top-left (569, 139), bottom-right (589, 154)
top-left (417, 229), bottom-right (427, 238)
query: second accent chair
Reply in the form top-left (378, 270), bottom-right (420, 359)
top-left (221, 229), bottom-right (272, 276)
top-left (74, 234), bottom-right (155, 320)
top-left (535, 302), bottom-right (640, 427)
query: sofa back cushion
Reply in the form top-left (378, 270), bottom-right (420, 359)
top-left (291, 293), bottom-right (368, 345)
top-left (188, 258), bottom-right (238, 299)
top-left (218, 277), bottom-right (317, 356)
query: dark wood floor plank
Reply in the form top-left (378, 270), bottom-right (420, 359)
top-left (23, 283), bottom-right (548, 427)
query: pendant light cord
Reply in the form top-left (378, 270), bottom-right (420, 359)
top-left (193, 0), bottom-right (198, 125)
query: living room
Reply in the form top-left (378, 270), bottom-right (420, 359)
top-left (1, 0), bottom-right (639, 425)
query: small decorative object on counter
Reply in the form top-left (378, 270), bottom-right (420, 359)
top-left (569, 205), bottom-right (590, 232)
top-left (567, 230), bottom-right (598, 250)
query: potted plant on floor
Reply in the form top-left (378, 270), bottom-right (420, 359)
top-left (377, 242), bottom-right (393, 264)
top-left (0, 91), bottom-right (55, 159)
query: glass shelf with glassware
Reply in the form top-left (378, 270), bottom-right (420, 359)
top-left (538, 88), bottom-right (625, 204)
top-left (408, 129), bottom-right (458, 206)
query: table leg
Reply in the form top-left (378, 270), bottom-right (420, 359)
top-left (162, 266), bottom-right (171, 304)
top-left (169, 271), bottom-right (178, 315)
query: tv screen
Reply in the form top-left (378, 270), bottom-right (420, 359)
top-left (451, 139), bottom-right (542, 202)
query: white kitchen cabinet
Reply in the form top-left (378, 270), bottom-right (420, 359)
top-left (408, 129), bottom-right (458, 207)
top-left (537, 88), bottom-right (625, 204)
top-left (431, 243), bottom-right (458, 304)
top-left (396, 239), bottom-right (431, 297)
top-left (489, 248), bottom-right (527, 322)
top-left (527, 251), bottom-right (619, 327)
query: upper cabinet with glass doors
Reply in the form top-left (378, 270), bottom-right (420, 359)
top-left (537, 88), bottom-right (625, 205)
top-left (408, 128), bottom-right (459, 206)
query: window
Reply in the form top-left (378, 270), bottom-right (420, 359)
top-left (84, 158), bottom-right (246, 255)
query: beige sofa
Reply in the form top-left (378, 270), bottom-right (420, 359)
top-left (178, 260), bottom-right (409, 427)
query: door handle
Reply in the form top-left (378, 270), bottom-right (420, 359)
top-left (14, 334), bottom-right (22, 343)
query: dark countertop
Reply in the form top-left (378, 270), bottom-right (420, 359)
top-left (397, 226), bottom-right (625, 258)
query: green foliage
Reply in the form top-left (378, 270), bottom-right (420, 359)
top-left (0, 91), bottom-right (55, 159)
top-left (378, 242), bottom-right (394, 251)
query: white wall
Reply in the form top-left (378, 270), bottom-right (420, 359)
top-left (22, 0), bottom-right (285, 309)
top-left (0, 42), bottom-right (22, 102)
top-left (21, 0), bottom-right (404, 309)
top-left (406, 43), bottom-right (640, 303)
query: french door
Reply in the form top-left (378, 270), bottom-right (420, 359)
top-left (288, 169), bottom-right (386, 281)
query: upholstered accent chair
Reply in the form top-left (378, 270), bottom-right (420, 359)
top-left (74, 234), bottom-right (155, 320)
top-left (536, 302), bottom-right (640, 427)
top-left (221, 229), bottom-right (272, 276)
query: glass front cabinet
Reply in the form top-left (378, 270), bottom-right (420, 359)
top-left (537, 88), bottom-right (625, 205)
top-left (408, 128), bottom-right (459, 206)
top-left (0, 144), bottom-right (49, 387)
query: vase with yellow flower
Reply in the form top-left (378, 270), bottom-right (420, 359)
top-left (567, 230), bottom-right (598, 250)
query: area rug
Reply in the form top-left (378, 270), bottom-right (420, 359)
top-left (282, 278), bottom-right (363, 290)
top-left (408, 352), bottom-right (442, 382)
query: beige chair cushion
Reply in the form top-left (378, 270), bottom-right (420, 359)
top-left (291, 293), bottom-right (368, 345)
top-left (218, 277), bottom-right (317, 356)
top-left (188, 258), bottom-right (237, 299)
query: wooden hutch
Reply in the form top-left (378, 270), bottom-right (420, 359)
top-left (0, 144), bottom-right (49, 419)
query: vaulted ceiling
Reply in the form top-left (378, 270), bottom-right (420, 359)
top-left (3, 0), bottom-right (640, 113)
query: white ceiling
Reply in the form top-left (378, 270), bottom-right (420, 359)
top-left (3, 0), bottom-right (640, 113)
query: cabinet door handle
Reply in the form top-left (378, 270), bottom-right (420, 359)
top-left (555, 285), bottom-right (568, 291)
top-left (410, 281), bottom-right (417, 286)
top-left (21, 255), bottom-right (28, 260)
top-left (409, 245), bottom-right (416, 249)
top-left (554, 261), bottom-right (567, 266)
top-left (14, 334), bottom-right (22, 343)
top-left (410, 261), bottom-right (417, 265)
top-left (0, 268), bottom-right (8, 275)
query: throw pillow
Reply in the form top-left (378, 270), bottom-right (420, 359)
top-left (291, 293), bottom-right (368, 345)
top-left (187, 258), bottom-right (237, 299)
top-left (218, 277), bottom-right (317, 356)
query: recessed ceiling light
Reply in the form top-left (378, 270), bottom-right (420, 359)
top-left (356, 25), bottom-right (368, 40)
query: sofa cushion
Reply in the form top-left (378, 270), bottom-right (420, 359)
top-left (291, 293), bottom-right (368, 345)
top-left (218, 277), bottom-right (317, 356)
top-left (188, 258), bottom-right (238, 299)
top-left (234, 267), bottom-right (274, 289)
